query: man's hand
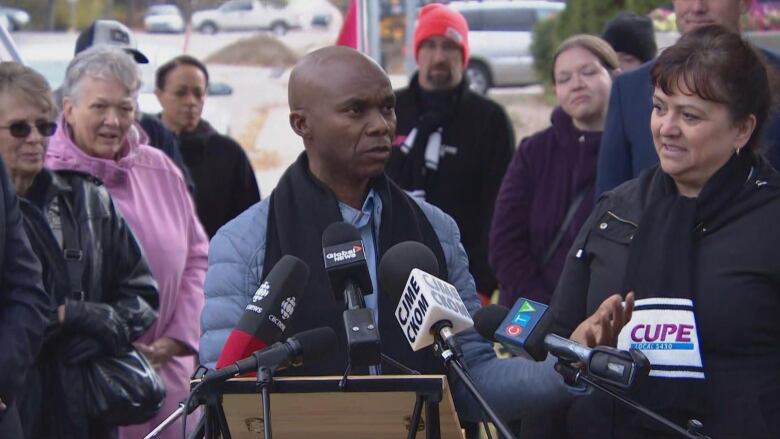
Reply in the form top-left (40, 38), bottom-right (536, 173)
top-left (134, 336), bottom-right (189, 369)
top-left (570, 292), bottom-right (635, 348)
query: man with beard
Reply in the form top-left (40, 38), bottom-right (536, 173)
top-left (386, 4), bottom-right (514, 303)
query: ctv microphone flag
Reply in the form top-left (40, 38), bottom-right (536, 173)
top-left (395, 268), bottom-right (473, 351)
top-left (492, 297), bottom-right (553, 361)
top-left (216, 255), bottom-right (310, 369)
top-left (475, 301), bottom-right (650, 390)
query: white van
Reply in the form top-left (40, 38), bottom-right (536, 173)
top-left (450, 1), bottom-right (565, 94)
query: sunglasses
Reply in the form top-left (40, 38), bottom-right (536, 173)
top-left (0, 120), bottom-right (57, 139)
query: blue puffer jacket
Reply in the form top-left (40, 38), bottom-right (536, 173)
top-left (201, 195), bottom-right (582, 423)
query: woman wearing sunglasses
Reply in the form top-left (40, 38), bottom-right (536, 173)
top-left (0, 61), bottom-right (160, 439)
top-left (44, 46), bottom-right (208, 439)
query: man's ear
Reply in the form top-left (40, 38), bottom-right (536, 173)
top-left (289, 110), bottom-right (310, 138)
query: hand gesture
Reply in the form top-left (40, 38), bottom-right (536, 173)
top-left (570, 292), bottom-right (635, 348)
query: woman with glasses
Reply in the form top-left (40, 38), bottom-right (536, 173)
top-left (45, 46), bottom-right (208, 439)
top-left (0, 61), bottom-right (160, 439)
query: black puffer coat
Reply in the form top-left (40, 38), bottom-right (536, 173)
top-left (16, 169), bottom-right (159, 439)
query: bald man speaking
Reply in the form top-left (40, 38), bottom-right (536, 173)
top-left (199, 47), bottom-right (577, 429)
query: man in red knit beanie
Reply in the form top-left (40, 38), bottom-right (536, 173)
top-left (387, 3), bottom-right (515, 305)
top-left (412, 3), bottom-right (470, 90)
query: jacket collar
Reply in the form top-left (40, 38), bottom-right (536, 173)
top-left (605, 155), bottom-right (780, 230)
top-left (23, 168), bottom-right (71, 209)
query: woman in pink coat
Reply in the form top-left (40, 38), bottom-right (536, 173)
top-left (45, 46), bottom-right (208, 439)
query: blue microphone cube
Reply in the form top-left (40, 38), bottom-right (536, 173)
top-left (494, 298), bottom-right (549, 359)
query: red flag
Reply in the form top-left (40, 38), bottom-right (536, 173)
top-left (336, 0), bottom-right (359, 49)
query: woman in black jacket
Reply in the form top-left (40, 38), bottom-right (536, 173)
top-left (154, 55), bottom-right (260, 238)
top-left (552, 26), bottom-right (780, 438)
top-left (0, 62), bottom-right (160, 439)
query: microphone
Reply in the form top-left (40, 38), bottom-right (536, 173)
top-left (216, 255), bottom-right (309, 369)
top-left (379, 242), bottom-right (518, 439)
top-left (204, 327), bottom-right (338, 383)
top-left (378, 241), bottom-right (473, 352)
top-left (322, 222), bottom-right (380, 368)
top-left (322, 221), bottom-right (373, 304)
top-left (474, 301), bottom-right (649, 391)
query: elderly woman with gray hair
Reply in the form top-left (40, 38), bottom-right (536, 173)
top-left (45, 46), bottom-right (208, 439)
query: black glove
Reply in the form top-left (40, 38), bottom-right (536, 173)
top-left (61, 335), bottom-right (106, 365)
top-left (62, 300), bottom-right (129, 355)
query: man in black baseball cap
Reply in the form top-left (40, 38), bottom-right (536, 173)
top-left (74, 19), bottom-right (149, 64)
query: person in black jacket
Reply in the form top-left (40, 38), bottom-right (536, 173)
top-left (155, 55), bottom-right (261, 238)
top-left (387, 4), bottom-right (514, 301)
top-left (0, 62), bottom-right (160, 439)
top-left (551, 26), bottom-right (780, 438)
top-left (0, 107), bottom-right (49, 439)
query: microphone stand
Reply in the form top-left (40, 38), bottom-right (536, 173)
top-left (431, 322), bottom-right (517, 439)
top-left (554, 362), bottom-right (710, 439)
top-left (257, 365), bottom-right (274, 439)
top-left (342, 282), bottom-right (381, 369)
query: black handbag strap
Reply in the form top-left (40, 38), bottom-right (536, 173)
top-left (540, 186), bottom-right (590, 269)
top-left (58, 199), bottom-right (85, 301)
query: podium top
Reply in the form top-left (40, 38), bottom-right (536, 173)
top-left (199, 374), bottom-right (465, 439)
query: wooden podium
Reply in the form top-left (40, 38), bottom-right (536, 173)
top-left (197, 375), bottom-right (465, 439)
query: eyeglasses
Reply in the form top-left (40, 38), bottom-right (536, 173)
top-left (0, 120), bottom-right (57, 139)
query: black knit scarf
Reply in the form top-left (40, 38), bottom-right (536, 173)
top-left (264, 152), bottom-right (448, 375)
top-left (622, 152), bottom-right (753, 429)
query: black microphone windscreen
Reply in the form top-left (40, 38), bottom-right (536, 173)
top-left (473, 304), bottom-right (510, 342)
top-left (268, 254), bottom-right (310, 294)
top-left (322, 221), bottom-right (361, 247)
top-left (321, 221), bottom-right (372, 297)
top-left (294, 326), bottom-right (338, 362)
top-left (378, 241), bottom-right (440, 300)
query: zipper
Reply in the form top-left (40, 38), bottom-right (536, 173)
top-left (606, 210), bottom-right (638, 228)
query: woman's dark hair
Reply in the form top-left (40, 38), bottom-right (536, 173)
top-left (155, 55), bottom-right (209, 90)
top-left (651, 25), bottom-right (773, 152)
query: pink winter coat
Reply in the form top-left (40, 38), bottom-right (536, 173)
top-left (46, 118), bottom-right (208, 439)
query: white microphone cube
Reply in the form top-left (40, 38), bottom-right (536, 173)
top-left (395, 269), bottom-right (474, 351)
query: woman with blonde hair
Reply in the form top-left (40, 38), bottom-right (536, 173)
top-left (489, 34), bottom-right (619, 307)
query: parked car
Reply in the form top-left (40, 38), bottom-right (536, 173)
top-left (144, 4), bottom-right (185, 33)
top-left (192, 0), bottom-right (301, 35)
top-left (450, 0), bottom-right (565, 94)
top-left (0, 6), bottom-right (29, 31)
